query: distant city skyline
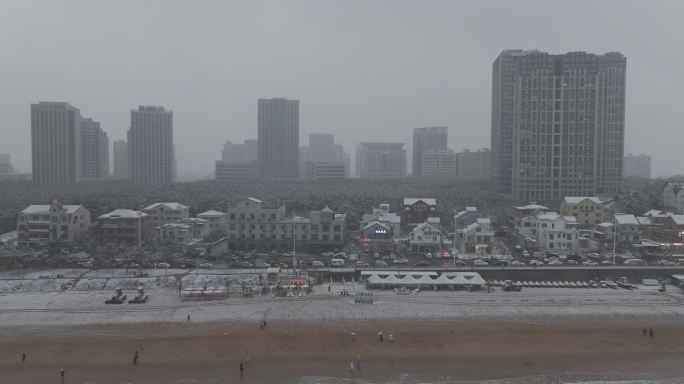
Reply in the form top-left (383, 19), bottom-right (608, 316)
top-left (2, 1), bottom-right (681, 178)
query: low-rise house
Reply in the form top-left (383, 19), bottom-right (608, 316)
top-left (409, 221), bottom-right (442, 252)
top-left (401, 198), bottom-right (438, 230)
top-left (614, 214), bottom-right (642, 244)
top-left (560, 197), bottom-right (603, 226)
top-left (360, 204), bottom-right (401, 235)
top-left (359, 221), bottom-right (394, 253)
top-left (225, 197), bottom-right (345, 253)
top-left (196, 210), bottom-right (227, 236)
top-left (143, 203), bottom-right (190, 227)
top-left (457, 217), bottom-right (494, 249)
top-left (17, 201), bottom-right (90, 246)
top-left (533, 212), bottom-right (579, 252)
top-left (90, 209), bottom-right (152, 246)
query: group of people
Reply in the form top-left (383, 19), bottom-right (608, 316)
top-left (643, 327), bottom-right (655, 337)
top-left (354, 291), bottom-right (374, 304)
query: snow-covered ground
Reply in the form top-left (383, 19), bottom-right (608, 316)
top-left (2, 268), bottom-right (684, 332)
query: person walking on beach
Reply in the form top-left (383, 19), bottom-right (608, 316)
top-left (349, 361), bottom-right (355, 376)
top-left (240, 362), bottom-right (244, 375)
top-left (21, 353), bottom-right (26, 362)
top-left (356, 356), bottom-right (362, 371)
top-left (350, 332), bottom-right (356, 342)
top-left (643, 328), bottom-right (647, 336)
top-left (378, 332), bottom-right (383, 342)
top-left (187, 314), bottom-right (191, 322)
top-left (133, 349), bottom-right (138, 365)
top-left (650, 328), bottom-right (654, 337)
top-left (60, 368), bottom-right (65, 383)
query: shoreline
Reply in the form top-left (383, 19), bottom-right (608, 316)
top-left (3, 318), bottom-right (684, 383)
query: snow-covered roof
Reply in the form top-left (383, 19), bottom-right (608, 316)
top-left (427, 217), bottom-right (441, 224)
top-left (247, 197), bottom-right (262, 204)
top-left (563, 197), bottom-right (601, 205)
top-left (466, 207), bottom-right (477, 212)
top-left (412, 221), bottom-right (441, 233)
top-left (197, 210), bottom-right (226, 217)
top-left (321, 206), bottom-right (333, 213)
top-left (644, 209), bottom-right (668, 217)
top-left (403, 198), bottom-right (436, 207)
top-left (537, 212), bottom-right (561, 221)
top-left (0, 231), bottom-right (17, 243)
top-left (636, 216), bottom-right (652, 225)
top-left (476, 217), bottom-right (491, 225)
top-left (670, 215), bottom-right (684, 226)
top-left (562, 216), bottom-right (578, 224)
top-left (22, 204), bottom-right (83, 215)
top-left (144, 202), bottom-right (189, 211)
top-left (598, 222), bottom-right (614, 228)
top-left (615, 214), bottom-right (639, 225)
top-left (515, 203), bottom-right (550, 211)
top-left (362, 221), bottom-right (390, 231)
top-left (98, 209), bottom-right (148, 219)
top-left (161, 223), bottom-right (192, 229)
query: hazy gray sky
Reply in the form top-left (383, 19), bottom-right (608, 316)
top-left (1, 0), bottom-right (682, 177)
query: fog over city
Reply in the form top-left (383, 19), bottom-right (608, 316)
top-left (1, 0), bottom-right (682, 177)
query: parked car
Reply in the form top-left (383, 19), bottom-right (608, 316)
top-left (472, 259), bottom-right (489, 266)
top-left (156, 262), bottom-right (171, 268)
top-left (567, 260), bottom-right (579, 265)
top-left (198, 262), bottom-right (213, 269)
top-left (453, 260), bottom-right (466, 266)
top-left (334, 252), bottom-right (347, 259)
top-left (311, 261), bottom-right (325, 267)
top-left (522, 250), bottom-right (530, 258)
top-left (658, 260), bottom-right (675, 266)
top-left (529, 260), bottom-right (543, 266)
top-left (583, 261), bottom-right (599, 266)
top-left (510, 261), bottom-right (525, 266)
top-left (393, 258), bottom-right (408, 265)
top-left (414, 260), bottom-right (431, 267)
top-left (375, 260), bottom-right (388, 267)
top-left (547, 260), bottom-right (563, 265)
top-left (601, 260), bottom-right (616, 265)
top-left (330, 259), bottom-right (345, 267)
top-left (356, 261), bottom-right (370, 268)
top-left (623, 258), bottom-right (643, 266)
top-left (425, 253), bottom-right (433, 259)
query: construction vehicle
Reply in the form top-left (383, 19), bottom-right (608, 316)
top-left (105, 287), bottom-right (127, 304)
top-left (128, 287), bottom-right (149, 304)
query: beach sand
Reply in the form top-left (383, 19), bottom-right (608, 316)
top-left (2, 318), bottom-right (684, 383)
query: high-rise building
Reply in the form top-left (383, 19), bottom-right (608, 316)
top-left (30, 101), bottom-right (82, 184)
top-left (215, 140), bottom-right (259, 180)
top-left (0, 153), bottom-right (13, 175)
top-left (412, 127), bottom-right (447, 177)
top-left (113, 140), bottom-right (128, 179)
top-left (258, 98), bottom-right (299, 179)
top-left (491, 50), bottom-right (535, 194)
top-left (356, 143), bottom-right (407, 178)
top-left (80, 118), bottom-right (109, 180)
top-left (221, 140), bottom-right (258, 163)
top-left (127, 106), bottom-right (174, 183)
top-left (623, 154), bottom-right (651, 179)
top-left (492, 50), bottom-right (626, 200)
top-left (300, 133), bottom-right (348, 179)
top-left (456, 149), bottom-right (491, 179)
top-left (422, 149), bottom-right (456, 178)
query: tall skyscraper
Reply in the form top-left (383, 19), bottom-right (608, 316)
top-left (456, 149), bottom-right (491, 179)
top-left (491, 50), bottom-right (537, 194)
top-left (356, 143), bottom-right (407, 178)
top-left (422, 149), bottom-right (456, 178)
top-left (412, 127), bottom-right (447, 177)
top-left (258, 98), bottom-right (299, 179)
top-left (113, 140), bottom-right (128, 179)
top-left (623, 154), bottom-right (651, 179)
top-left (492, 50), bottom-right (626, 200)
top-left (30, 101), bottom-right (82, 184)
top-left (80, 118), bottom-right (109, 180)
top-left (127, 106), bottom-right (174, 183)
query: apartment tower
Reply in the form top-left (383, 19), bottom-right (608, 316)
top-left (127, 106), bottom-right (174, 183)
top-left (30, 101), bottom-right (82, 184)
top-left (492, 50), bottom-right (626, 200)
top-left (412, 127), bottom-right (447, 177)
top-left (258, 98), bottom-right (299, 179)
